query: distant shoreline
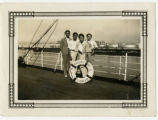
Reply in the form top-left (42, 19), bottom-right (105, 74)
top-left (18, 47), bottom-right (140, 56)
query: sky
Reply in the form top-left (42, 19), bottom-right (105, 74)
top-left (18, 18), bottom-right (140, 44)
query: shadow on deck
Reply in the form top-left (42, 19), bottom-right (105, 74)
top-left (18, 66), bottom-right (140, 100)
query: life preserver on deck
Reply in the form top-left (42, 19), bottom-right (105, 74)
top-left (69, 60), bottom-right (94, 84)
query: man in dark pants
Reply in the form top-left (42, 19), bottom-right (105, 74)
top-left (60, 30), bottom-right (71, 77)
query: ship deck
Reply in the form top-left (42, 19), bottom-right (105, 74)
top-left (18, 66), bottom-right (140, 100)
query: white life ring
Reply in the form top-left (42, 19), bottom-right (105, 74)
top-left (69, 60), bottom-right (94, 84)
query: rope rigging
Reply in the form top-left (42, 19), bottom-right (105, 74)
top-left (31, 19), bottom-right (59, 65)
top-left (23, 19), bottom-right (58, 59)
top-left (28, 20), bottom-right (43, 48)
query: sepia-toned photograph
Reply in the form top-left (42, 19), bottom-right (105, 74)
top-left (0, 2), bottom-right (156, 116)
top-left (18, 18), bottom-right (141, 100)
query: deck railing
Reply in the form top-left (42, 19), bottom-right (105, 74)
top-left (20, 50), bottom-right (140, 82)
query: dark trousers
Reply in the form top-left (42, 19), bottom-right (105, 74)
top-left (62, 54), bottom-right (70, 76)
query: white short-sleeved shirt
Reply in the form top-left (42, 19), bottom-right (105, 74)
top-left (69, 39), bottom-right (79, 51)
top-left (86, 40), bottom-right (98, 52)
top-left (77, 41), bottom-right (87, 53)
top-left (88, 40), bottom-right (98, 48)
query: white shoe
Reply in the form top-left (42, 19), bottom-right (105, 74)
top-left (65, 75), bottom-right (68, 77)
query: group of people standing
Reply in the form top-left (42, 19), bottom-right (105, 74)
top-left (60, 30), bottom-right (98, 77)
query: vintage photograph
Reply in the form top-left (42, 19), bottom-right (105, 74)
top-left (18, 18), bottom-right (141, 100)
top-left (0, 2), bottom-right (155, 116)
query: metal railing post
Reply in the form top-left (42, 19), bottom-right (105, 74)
top-left (124, 52), bottom-right (128, 81)
top-left (119, 56), bottom-right (122, 80)
top-left (41, 50), bottom-right (43, 67)
top-left (26, 54), bottom-right (28, 65)
top-left (60, 52), bottom-right (63, 70)
top-left (54, 52), bottom-right (61, 71)
top-left (26, 49), bottom-right (29, 65)
top-left (28, 52), bottom-right (30, 65)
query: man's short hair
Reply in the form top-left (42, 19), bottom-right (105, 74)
top-left (79, 33), bottom-right (84, 38)
top-left (86, 33), bottom-right (92, 37)
top-left (73, 32), bottom-right (78, 36)
top-left (65, 30), bottom-right (70, 34)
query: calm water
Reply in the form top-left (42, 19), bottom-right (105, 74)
top-left (19, 49), bottom-right (140, 82)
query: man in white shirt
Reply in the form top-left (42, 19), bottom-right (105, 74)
top-left (69, 32), bottom-right (79, 62)
top-left (86, 33), bottom-right (98, 63)
top-left (76, 34), bottom-right (88, 60)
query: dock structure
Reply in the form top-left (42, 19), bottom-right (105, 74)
top-left (18, 66), bottom-right (140, 100)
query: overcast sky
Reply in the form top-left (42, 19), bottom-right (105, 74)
top-left (18, 18), bottom-right (140, 44)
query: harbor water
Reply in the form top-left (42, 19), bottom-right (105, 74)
top-left (18, 49), bottom-right (141, 82)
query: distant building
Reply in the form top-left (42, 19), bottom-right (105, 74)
top-left (107, 44), bottom-right (118, 48)
top-left (18, 41), bottom-right (140, 50)
top-left (18, 41), bottom-right (60, 48)
top-left (50, 43), bottom-right (60, 48)
top-left (96, 41), bottom-right (107, 48)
